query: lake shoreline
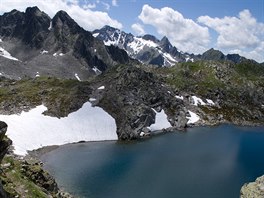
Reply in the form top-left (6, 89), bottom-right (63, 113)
top-left (32, 124), bottom-right (264, 198)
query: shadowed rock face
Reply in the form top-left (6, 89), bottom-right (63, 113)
top-left (0, 121), bottom-right (11, 198)
top-left (93, 65), bottom-right (187, 140)
top-left (0, 7), bottom-right (134, 80)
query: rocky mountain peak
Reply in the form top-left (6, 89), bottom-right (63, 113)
top-left (102, 25), bottom-right (118, 32)
top-left (53, 10), bottom-right (72, 23)
top-left (160, 36), bottom-right (173, 53)
top-left (25, 6), bottom-right (43, 16)
top-left (52, 10), bottom-right (82, 35)
top-left (23, 7), bottom-right (50, 48)
top-left (202, 48), bottom-right (225, 61)
top-left (142, 34), bottom-right (159, 43)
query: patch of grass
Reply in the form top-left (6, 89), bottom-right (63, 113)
top-left (1, 156), bottom-right (48, 198)
top-left (0, 76), bottom-right (92, 116)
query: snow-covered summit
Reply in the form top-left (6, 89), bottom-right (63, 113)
top-left (93, 25), bottom-right (192, 67)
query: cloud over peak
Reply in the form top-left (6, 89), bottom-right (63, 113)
top-left (198, 9), bottom-right (264, 62)
top-left (131, 23), bottom-right (145, 35)
top-left (138, 4), bottom-right (210, 54)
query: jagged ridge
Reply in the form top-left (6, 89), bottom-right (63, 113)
top-left (0, 7), bottom-right (134, 80)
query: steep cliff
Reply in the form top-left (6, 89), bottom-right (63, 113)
top-left (0, 121), bottom-right (11, 198)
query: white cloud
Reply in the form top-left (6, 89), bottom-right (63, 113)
top-left (101, 2), bottom-right (110, 10)
top-left (83, 3), bottom-right (96, 9)
top-left (0, 0), bottom-right (122, 31)
top-left (229, 42), bottom-right (264, 63)
top-left (112, 0), bottom-right (118, 6)
top-left (198, 10), bottom-right (264, 49)
top-left (198, 10), bottom-right (264, 62)
top-left (131, 23), bottom-right (145, 35)
top-left (138, 4), bottom-right (210, 54)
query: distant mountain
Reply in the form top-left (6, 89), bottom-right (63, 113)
top-left (92, 25), bottom-right (195, 67)
top-left (0, 7), bottom-right (260, 80)
top-left (0, 7), bottom-right (133, 80)
top-left (200, 48), bottom-right (254, 64)
top-left (93, 26), bottom-right (259, 66)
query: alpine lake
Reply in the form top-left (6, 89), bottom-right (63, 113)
top-left (41, 124), bottom-right (264, 198)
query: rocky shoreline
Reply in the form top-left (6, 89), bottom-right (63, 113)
top-left (0, 121), bottom-right (74, 198)
top-left (240, 175), bottom-right (264, 198)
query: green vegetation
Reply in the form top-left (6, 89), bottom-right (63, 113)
top-left (0, 155), bottom-right (49, 198)
top-left (154, 61), bottom-right (225, 95)
top-left (0, 76), bottom-right (92, 117)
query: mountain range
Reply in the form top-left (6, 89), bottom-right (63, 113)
top-left (93, 25), bottom-right (260, 67)
top-left (0, 6), bottom-right (263, 197)
top-left (0, 6), bottom-right (262, 81)
top-left (0, 6), bottom-right (134, 80)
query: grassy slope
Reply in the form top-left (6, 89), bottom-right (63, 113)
top-left (0, 76), bottom-right (92, 117)
top-left (1, 155), bottom-right (49, 198)
top-left (153, 60), bottom-right (264, 123)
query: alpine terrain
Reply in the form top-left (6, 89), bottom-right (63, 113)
top-left (0, 6), bottom-right (263, 198)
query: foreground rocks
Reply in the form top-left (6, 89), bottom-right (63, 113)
top-left (0, 121), bottom-right (11, 198)
top-left (0, 121), bottom-right (73, 198)
top-left (241, 175), bottom-right (264, 198)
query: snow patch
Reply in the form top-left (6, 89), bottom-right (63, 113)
top-left (157, 49), bottom-right (177, 66)
top-left (185, 57), bottom-right (194, 62)
top-left (53, 52), bottom-right (64, 57)
top-left (0, 39), bottom-right (2, 42)
top-left (75, 73), bottom-right (81, 81)
top-left (104, 39), bottom-right (117, 46)
top-left (187, 110), bottom-right (200, 124)
top-left (206, 99), bottom-right (215, 105)
top-left (89, 98), bottom-right (97, 102)
top-left (140, 132), bottom-right (145, 137)
top-left (98, 86), bottom-right (105, 90)
top-left (93, 33), bottom-right (99, 37)
top-left (0, 102), bottom-right (117, 156)
top-left (0, 47), bottom-right (19, 61)
top-left (191, 96), bottom-right (206, 106)
top-left (127, 37), bottom-right (158, 54)
top-left (40, 50), bottom-right (48, 54)
top-left (149, 109), bottom-right (171, 131)
top-left (175, 95), bottom-right (184, 100)
top-left (48, 21), bottom-right (52, 30)
top-left (35, 72), bottom-right (40, 78)
top-left (92, 66), bottom-right (102, 74)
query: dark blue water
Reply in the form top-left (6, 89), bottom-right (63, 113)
top-left (41, 125), bottom-right (264, 198)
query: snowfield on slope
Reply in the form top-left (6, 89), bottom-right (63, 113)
top-left (0, 47), bottom-right (19, 61)
top-left (187, 110), bottom-right (200, 124)
top-left (0, 102), bottom-right (117, 156)
top-left (149, 109), bottom-right (171, 131)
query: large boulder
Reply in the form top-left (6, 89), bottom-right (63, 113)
top-left (241, 175), bottom-right (264, 198)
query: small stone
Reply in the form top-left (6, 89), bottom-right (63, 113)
top-left (1, 163), bottom-right (11, 168)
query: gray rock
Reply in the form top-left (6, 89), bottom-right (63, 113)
top-left (241, 175), bottom-right (264, 198)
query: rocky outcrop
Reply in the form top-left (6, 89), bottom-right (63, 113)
top-left (240, 175), bottom-right (264, 198)
top-left (93, 64), bottom-right (188, 139)
top-left (0, 121), bottom-right (11, 198)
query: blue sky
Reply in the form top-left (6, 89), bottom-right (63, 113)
top-left (97, 0), bottom-right (263, 34)
top-left (0, 0), bottom-right (263, 62)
